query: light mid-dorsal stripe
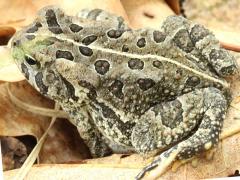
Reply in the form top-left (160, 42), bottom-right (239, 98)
top-left (30, 33), bottom-right (229, 88)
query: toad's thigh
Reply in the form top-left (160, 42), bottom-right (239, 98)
top-left (131, 88), bottom-right (206, 153)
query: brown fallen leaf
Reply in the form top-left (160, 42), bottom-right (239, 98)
top-left (0, 27), bottom-right (15, 45)
top-left (0, 46), bottom-right (24, 82)
top-left (1, 136), bottom-right (27, 171)
top-left (0, 0), bottom-right (39, 29)
top-left (165, 0), bottom-right (181, 14)
top-left (0, 0), bottom-right (130, 29)
top-left (121, 0), bottom-right (175, 29)
top-left (213, 30), bottom-right (240, 52)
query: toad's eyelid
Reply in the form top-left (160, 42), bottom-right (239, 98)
top-left (25, 54), bottom-right (37, 65)
top-left (25, 54), bottom-right (35, 59)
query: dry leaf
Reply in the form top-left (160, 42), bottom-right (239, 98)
top-left (213, 30), bottom-right (240, 52)
top-left (1, 136), bottom-right (28, 171)
top-left (0, 27), bottom-right (15, 45)
top-left (165, 0), bottom-right (181, 14)
top-left (0, 47), bottom-right (24, 82)
top-left (121, 0), bottom-right (175, 29)
top-left (0, 0), bottom-right (130, 29)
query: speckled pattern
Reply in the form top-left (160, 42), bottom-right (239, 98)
top-left (11, 6), bottom-right (238, 179)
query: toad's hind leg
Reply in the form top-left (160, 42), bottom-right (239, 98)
top-left (162, 15), bottom-right (237, 77)
top-left (135, 87), bottom-right (227, 179)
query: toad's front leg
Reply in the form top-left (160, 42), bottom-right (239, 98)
top-left (134, 87), bottom-right (227, 179)
top-left (62, 104), bottom-right (112, 158)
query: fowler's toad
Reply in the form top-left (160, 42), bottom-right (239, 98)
top-left (11, 6), bottom-right (238, 179)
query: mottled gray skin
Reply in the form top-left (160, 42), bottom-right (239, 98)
top-left (11, 6), bottom-right (238, 179)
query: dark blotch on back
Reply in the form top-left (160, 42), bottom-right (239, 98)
top-left (86, 9), bottom-right (102, 20)
top-left (82, 35), bottom-right (97, 45)
top-left (78, 80), bottom-right (97, 99)
top-left (137, 38), bottom-right (146, 48)
top-left (79, 46), bottom-right (93, 56)
top-left (220, 65), bottom-right (236, 76)
top-left (153, 60), bottom-right (163, 69)
top-left (46, 70), bottom-right (56, 84)
top-left (185, 76), bottom-right (200, 87)
top-left (25, 35), bottom-right (35, 40)
top-left (94, 60), bottom-right (110, 75)
top-left (60, 75), bottom-right (79, 101)
top-left (35, 72), bottom-right (48, 95)
top-left (69, 23), bottom-right (83, 33)
top-left (107, 29), bottom-right (124, 38)
top-left (209, 49), bottom-right (236, 75)
top-left (96, 102), bottom-right (135, 140)
top-left (122, 45), bottom-right (129, 52)
top-left (26, 22), bottom-right (42, 33)
top-left (21, 63), bottom-right (29, 80)
top-left (209, 49), bottom-right (226, 61)
top-left (153, 30), bottom-right (166, 43)
top-left (56, 50), bottom-right (74, 60)
top-left (137, 78), bottom-right (155, 91)
top-left (173, 29), bottom-right (194, 52)
top-left (190, 24), bottom-right (209, 44)
top-left (45, 9), bottom-right (63, 34)
top-left (128, 58), bottom-right (144, 70)
top-left (108, 80), bottom-right (124, 99)
top-left (101, 104), bottom-right (115, 119)
top-left (152, 100), bottom-right (183, 129)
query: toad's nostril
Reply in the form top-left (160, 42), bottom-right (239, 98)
top-left (13, 40), bottom-right (21, 47)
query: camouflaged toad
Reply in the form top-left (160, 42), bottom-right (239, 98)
top-left (11, 6), bottom-right (238, 179)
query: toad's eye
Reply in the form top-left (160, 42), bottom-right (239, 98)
top-left (25, 55), bottom-right (37, 65)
